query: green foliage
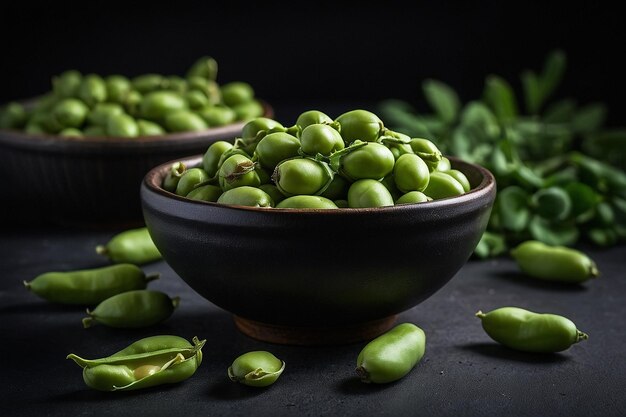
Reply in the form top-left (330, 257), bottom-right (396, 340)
top-left (379, 50), bottom-right (626, 258)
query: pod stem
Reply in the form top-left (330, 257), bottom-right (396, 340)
top-left (172, 296), bottom-right (181, 309)
top-left (145, 273), bottom-right (160, 283)
top-left (475, 310), bottom-right (486, 319)
top-left (355, 366), bottom-right (371, 383)
top-left (23, 280), bottom-right (31, 290)
top-left (95, 245), bottom-right (108, 257)
top-left (575, 330), bottom-right (589, 343)
top-left (82, 308), bottom-right (94, 328)
top-left (589, 265), bottom-right (600, 278)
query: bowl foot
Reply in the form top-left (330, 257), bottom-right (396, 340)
top-left (233, 315), bottom-right (398, 346)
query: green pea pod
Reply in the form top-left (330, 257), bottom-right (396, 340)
top-left (221, 82), bottom-right (255, 107)
top-left (295, 110), bottom-right (333, 131)
top-left (82, 290), bottom-right (179, 329)
top-left (255, 132), bottom-right (302, 170)
top-left (510, 240), bottom-right (598, 283)
top-left (177, 167), bottom-right (210, 196)
top-left (217, 186), bottom-right (274, 208)
top-left (67, 335), bottom-right (205, 391)
top-left (218, 154), bottom-right (260, 191)
top-left (356, 323), bottom-right (426, 384)
top-left (164, 110), bottom-right (208, 132)
top-left (24, 264), bottom-right (159, 305)
top-left (348, 179), bottom-right (394, 208)
top-left (241, 117), bottom-right (285, 142)
top-left (187, 56), bottom-right (218, 80)
top-left (228, 351), bottom-right (285, 387)
top-left (300, 124), bottom-right (344, 156)
top-left (273, 157), bottom-right (334, 197)
top-left (476, 307), bottom-right (588, 353)
top-left (276, 195), bottom-right (338, 209)
top-left (96, 227), bottom-right (162, 265)
top-left (333, 142), bottom-right (395, 181)
top-left (78, 74), bottom-right (107, 107)
top-left (393, 153), bottom-right (430, 193)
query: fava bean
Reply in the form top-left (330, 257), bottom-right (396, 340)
top-left (423, 171), bottom-right (465, 199)
top-left (67, 335), bottom-right (205, 391)
top-left (356, 323), bottom-right (426, 384)
top-left (348, 179), bottom-right (394, 208)
top-left (24, 264), bottom-right (159, 305)
top-left (228, 351), bottom-right (285, 387)
top-left (203, 141), bottom-right (233, 177)
top-left (510, 240), bottom-right (599, 283)
top-left (335, 109), bottom-right (384, 143)
top-left (276, 195), bottom-right (338, 209)
top-left (476, 307), bottom-right (588, 353)
top-left (176, 167), bottom-right (210, 196)
top-left (82, 290), bottom-right (179, 328)
top-left (186, 184), bottom-right (222, 202)
top-left (96, 227), bottom-right (162, 265)
top-left (217, 186), bottom-right (273, 208)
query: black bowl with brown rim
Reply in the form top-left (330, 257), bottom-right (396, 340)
top-left (0, 101), bottom-right (272, 227)
top-left (141, 154), bottom-right (496, 345)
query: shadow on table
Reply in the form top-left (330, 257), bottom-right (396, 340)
top-left (0, 301), bottom-right (83, 315)
top-left (489, 271), bottom-right (589, 292)
top-left (335, 375), bottom-right (402, 395)
top-left (458, 342), bottom-right (570, 364)
top-left (44, 382), bottom-right (182, 403)
top-left (206, 379), bottom-right (268, 400)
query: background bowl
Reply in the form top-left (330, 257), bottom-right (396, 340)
top-left (0, 101), bottom-right (272, 227)
top-left (141, 155), bottom-right (496, 345)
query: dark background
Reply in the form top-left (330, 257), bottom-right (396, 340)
top-left (1, 1), bottom-right (625, 125)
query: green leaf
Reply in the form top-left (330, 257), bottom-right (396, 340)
top-left (497, 186), bottom-right (532, 232)
top-left (587, 228), bottom-right (618, 247)
top-left (483, 75), bottom-right (518, 122)
top-left (473, 231), bottom-right (507, 259)
top-left (422, 79), bottom-right (461, 124)
top-left (563, 182), bottom-right (600, 217)
top-left (531, 187), bottom-right (572, 221)
top-left (460, 101), bottom-right (500, 138)
top-left (521, 70), bottom-right (542, 114)
top-left (543, 99), bottom-right (577, 123)
top-left (571, 103), bottom-right (607, 133)
top-left (539, 49), bottom-right (567, 102)
top-left (529, 216), bottom-right (579, 246)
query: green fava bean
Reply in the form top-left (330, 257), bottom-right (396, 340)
top-left (348, 179), bottom-right (394, 208)
top-left (185, 90), bottom-right (209, 110)
top-left (82, 290), bottom-right (179, 328)
top-left (255, 132), bottom-right (301, 170)
top-left (221, 82), bottom-right (255, 107)
top-left (0, 102), bottom-right (27, 129)
top-left (476, 307), bottom-right (588, 353)
top-left (276, 195), bottom-right (338, 209)
top-left (105, 75), bottom-right (131, 103)
top-left (510, 240), bottom-right (599, 283)
top-left (67, 335), bottom-right (205, 391)
top-left (444, 169), bottom-right (471, 192)
top-left (273, 158), bottom-right (333, 196)
top-left (197, 105), bottom-right (236, 126)
top-left (241, 117), bottom-right (284, 141)
top-left (137, 119), bottom-right (165, 136)
top-left (335, 109), bottom-right (384, 143)
top-left (59, 128), bottom-right (83, 137)
top-left (300, 123), bottom-right (345, 156)
top-left (140, 91), bottom-right (187, 121)
top-left (423, 172), bottom-right (465, 199)
top-left (409, 138), bottom-right (443, 163)
top-left (163, 161), bottom-right (187, 192)
top-left (88, 103), bottom-right (124, 126)
top-left (295, 110), bottom-right (333, 130)
top-left (393, 153), bottom-right (430, 193)
top-left (83, 125), bottom-right (106, 137)
top-left (176, 167), bottom-right (210, 196)
top-left (52, 70), bottom-right (82, 98)
top-left (228, 351), bottom-right (285, 387)
top-left (52, 99), bottom-right (89, 128)
top-left (186, 184), bottom-right (222, 202)
top-left (233, 100), bottom-right (264, 120)
top-left (78, 74), bottom-right (107, 107)
top-left (132, 74), bottom-right (165, 93)
top-left (219, 154), bottom-right (260, 191)
top-left (187, 55), bottom-right (219, 80)
top-left (217, 186), bottom-right (273, 208)
top-left (432, 157), bottom-right (451, 172)
top-left (24, 263), bottom-right (159, 305)
top-left (124, 90), bottom-right (143, 116)
top-left (356, 323), bottom-right (426, 384)
top-left (339, 142), bottom-right (395, 181)
top-left (334, 199), bottom-right (349, 208)
top-left (96, 227), bottom-right (162, 265)
top-left (203, 141), bottom-right (233, 177)
top-left (396, 191), bottom-right (430, 205)
top-left (106, 113), bottom-right (139, 137)
top-left (164, 110), bottom-right (208, 132)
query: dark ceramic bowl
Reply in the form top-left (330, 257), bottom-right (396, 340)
top-left (0, 101), bottom-right (272, 227)
top-left (141, 155), bottom-right (496, 345)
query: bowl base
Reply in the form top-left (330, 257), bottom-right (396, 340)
top-left (233, 315), bottom-right (398, 346)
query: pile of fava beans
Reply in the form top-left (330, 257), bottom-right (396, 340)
top-left (0, 56), bottom-right (264, 137)
top-left (163, 109), bottom-right (471, 208)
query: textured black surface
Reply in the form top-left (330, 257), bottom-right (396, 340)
top-left (1, 226), bottom-right (625, 417)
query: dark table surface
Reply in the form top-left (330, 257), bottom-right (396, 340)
top-left (1, 223), bottom-right (625, 417)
